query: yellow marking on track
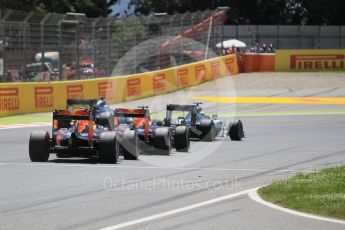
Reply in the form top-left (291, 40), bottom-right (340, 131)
top-left (192, 96), bottom-right (345, 104)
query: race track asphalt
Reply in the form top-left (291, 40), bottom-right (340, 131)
top-left (1, 72), bottom-right (345, 230)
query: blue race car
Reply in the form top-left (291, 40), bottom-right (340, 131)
top-left (164, 103), bottom-right (244, 142)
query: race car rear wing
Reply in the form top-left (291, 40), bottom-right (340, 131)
top-left (115, 108), bottom-right (149, 118)
top-left (166, 104), bottom-right (197, 112)
top-left (53, 109), bottom-right (94, 121)
top-left (66, 99), bottom-right (98, 109)
top-left (166, 104), bottom-right (197, 126)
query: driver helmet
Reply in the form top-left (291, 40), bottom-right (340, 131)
top-left (96, 99), bottom-right (106, 108)
top-left (197, 106), bottom-right (202, 113)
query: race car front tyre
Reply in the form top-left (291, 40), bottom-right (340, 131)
top-left (229, 120), bottom-right (244, 141)
top-left (99, 132), bottom-right (119, 163)
top-left (199, 120), bottom-right (216, 142)
top-left (29, 131), bottom-right (50, 162)
top-left (122, 130), bottom-right (138, 160)
top-left (175, 126), bottom-right (190, 152)
top-left (153, 127), bottom-right (171, 155)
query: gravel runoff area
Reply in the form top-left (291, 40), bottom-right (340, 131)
top-left (232, 72), bottom-right (345, 90)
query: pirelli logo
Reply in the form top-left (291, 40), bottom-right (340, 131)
top-left (177, 68), bottom-right (188, 87)
top-left (211, 61), bottom-right (221, 77)
top-left (0, 88), bottom-right (19, 111)
top-left (153, 73), bottom-right (165, 93)
top-left (67, 84), bottom-right (84, 99)
top-left (195, 65), bottom-right (206, 82)
top-left (127, 78), bottom-right (141, 97)
top-left (290, 54), bottom-right (345, 70)
top-left (98, 82), bottom-right (113, 100)
top-left (225, 57), bottom-right (235, 73)
top-left (35, 87), bottom-right (53, 109)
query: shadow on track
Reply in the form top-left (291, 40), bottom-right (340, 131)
top-left (49, 158), bottom-right (99, 164)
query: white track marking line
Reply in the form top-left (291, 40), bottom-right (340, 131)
top-left (0, 123), bottom-right (50, 130)
top-left (98, 187), bottom-right (257, 230)
top-left (0, 162), bottom-right (314, 173)
top-left (248, 187), bottom-right (345, 225)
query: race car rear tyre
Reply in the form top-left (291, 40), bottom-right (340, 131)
top-left (153, 127), bottom-right (171, 155)
top-left (99, 132), bottom-right (119, 163)
top-left (229, 120), bottom-right (244, 141)
top-left (29, 131), bottom-right (50, 162)
top-left (199, 120), bottom-right (215, 142)
top-left (122, 130), bottom-right (138, 160)
top-left (98, 112), bottom-right (114, 130)
top-left (175, 126), bottom-right (190, 152)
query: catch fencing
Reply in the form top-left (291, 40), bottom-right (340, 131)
top-left (0, 9), bottom-right (226, 82)
top-left (224, 25), bottom-right (345, 50)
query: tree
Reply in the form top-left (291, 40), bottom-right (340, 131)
top-left (0, 0), bottom-right (117, 17)
top-left (130, 0), bottom-right (345, 25)
top-left (2, 0), bottom-right (345, 24)
top-left (223, 0), bottom-right (306, 25)
top-left (302, 0), bottom-right (345, 25)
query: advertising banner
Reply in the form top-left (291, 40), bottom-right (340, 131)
top-left (153, 73), bottom-right (166, 93)
top-left (275, 49), bottom-right (345, 71)
top-left (0, 54), bottom-right (239, 117)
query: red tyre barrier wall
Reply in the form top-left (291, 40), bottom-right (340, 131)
top-left (239, 53), bottom-right (275, 72)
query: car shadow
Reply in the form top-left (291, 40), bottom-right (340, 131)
top-left (49, 158), bottom-right (124, 164)
top-left (138, 148), bottom-right (174, 156)
top-left (49, 158), bottom-right (99, 164)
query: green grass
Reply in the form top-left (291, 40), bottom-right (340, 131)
top-left (0, 114), bottom-right (52, 125)
top-left (258, 166), bottom-right (345, 220)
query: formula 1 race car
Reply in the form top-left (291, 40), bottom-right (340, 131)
top-left (93, 98), bottom-right (141, 160)
top-left (29, 99), bottom-right (119, 163)
top-left (93, 97), bottom-right (116, 130)
top-left (113, 108), bottom-right (142, 160)
top-left (164, 103), bottom-right (244, 141)
top-left (114, 106), bottom-right (190, 155)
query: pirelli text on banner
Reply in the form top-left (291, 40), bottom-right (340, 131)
top-left (0, 88), bottom-right (20, 112)
top-left (275, 50), bottom-right (345, 71)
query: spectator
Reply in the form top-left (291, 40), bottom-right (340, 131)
top-left (262, 43), bottom-right (268, 53)
top-left (248, 42), bottom-right (276, 53)
top-left (6, 67), bottom-right (21, 82)
top-left (42, 65), bottom-right (50, 81)
top-left (6, 68), bottom-right (15, 82)
top-left (255, 42), bottom-right (263, 53)
top-left (224, 47), bottom-right (233, 55)
top-left (231, 45), bottom-right (236, 53)
top-left (64, 64), bottom-right (75, 80)
top-left (268, 43), bottom-right (275, 53)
